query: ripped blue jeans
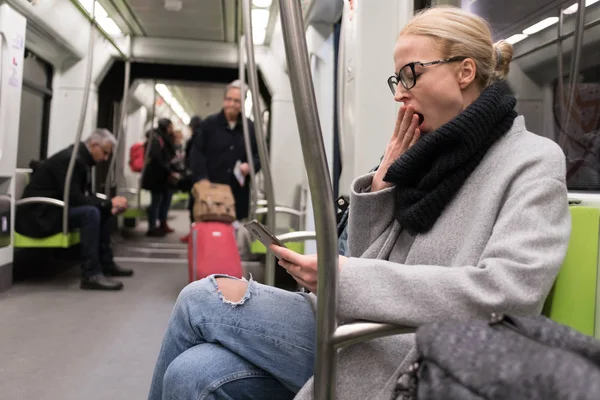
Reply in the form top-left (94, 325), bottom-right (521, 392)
top-left (148, 275), bottom-right (316, 400)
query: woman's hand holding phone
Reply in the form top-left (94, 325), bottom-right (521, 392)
top-left (269, 244), bottom-right (348, 294)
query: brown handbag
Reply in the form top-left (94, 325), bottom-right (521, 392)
top-left (192, 180), bottom-right (236, 224)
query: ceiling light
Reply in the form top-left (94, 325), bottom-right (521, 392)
top-left (252, 8), bottom-right (270, 29)
top-left (77, 0), bottom-right (107, 18)
top-left (522, 17), bottom-right (559, 35)
top-left (253, 27), bottom-right (266, 45)
top-left (564, 3), bottom-right (578, 13)
top-left (97, 18), bottom-right (122, 36)
top-left (94, 2), bottom-right (108, 18)
top-left (505, 33), bottom-right (528, 45)
top-left (164, 0), bottom-right (183, 12)
top-left (564, 0), bottom-right (600, 14)
top-left (253, 0), bottom-right (272, 7)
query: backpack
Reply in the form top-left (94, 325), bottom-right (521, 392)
top-left (129, 142), bottom-right (145, 172)
top-left (129, 135), bottom-right (165, 173)
top-left (394, 313), bottom-right (600, 400)
top-left (192, 180), bottom-right (236, 224)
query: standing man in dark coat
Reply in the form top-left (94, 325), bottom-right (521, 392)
top-left (188, 80), bottom-right (261, 223)
top-left (16, 129), bottom-right (133, 291)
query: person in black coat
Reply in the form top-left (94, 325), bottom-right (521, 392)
top-left (141, 118), bottom-right (178, 237)
top-left (15, 129), bottom-right (133, 291)
top-left (178, 115), bottom-right (202, 242)
top-left (188, 80), bottom-right (261, 223)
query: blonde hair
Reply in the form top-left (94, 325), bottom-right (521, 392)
top-left (400, 6), bottom-right (513, 88)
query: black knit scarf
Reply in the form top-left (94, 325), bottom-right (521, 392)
top-left (383, 83), bottom-right (518, 235)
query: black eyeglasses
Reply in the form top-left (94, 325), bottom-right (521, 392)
top-left (387, 56), bottom-right (467, 94)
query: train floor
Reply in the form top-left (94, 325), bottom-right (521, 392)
top-left (0, 210), bottom-right (192, 400)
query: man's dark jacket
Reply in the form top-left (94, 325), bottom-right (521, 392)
top-left (16, 143), bottom-right (111, 238)
top-left (188, 110), bottom-right (261, 220)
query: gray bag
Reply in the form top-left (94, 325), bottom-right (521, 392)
top-left (395, 313), bottom-right (600, 400)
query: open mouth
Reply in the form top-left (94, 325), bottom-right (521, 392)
top-left (416, 112), bottom-right (425, 128)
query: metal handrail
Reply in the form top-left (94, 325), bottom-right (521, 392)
top-left (238, 34), bottom-right (258, 220)
top-left (332, 322), bottom-right (414, 349)
top-left (564, 0), bottom-right (586, 137)
top-left (557, 8), bottom-right (566, 142)
top-left (336, 6), bottom-right (346, 165)
top-left (277, 1), bottom-right (339, 398)
top-left (242, 0), bottom-right (277, 287)
top-left (277, 2), bottom-right (417, 398)
top-left (277, 231), bottom-right (316, 243)
top-left (16, 197), bottom-right (65, 208)
top-left (138, 80), bottom-right (158, 211)
top-left (255, 206), bottom-right (304, 217)
top-left (105, 53), bottom-right (132, 196)
top-left (62, 5), bottom-right (96, 236)
top-left (118, 188), bottom-right (139, 195)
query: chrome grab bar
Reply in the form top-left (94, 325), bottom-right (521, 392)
top-left (277, 231), bottom-right (316, 243)
top-left (238, 35), bottom-right (259, 220)
top-left (277, 2), bottom-right (416, 398)
top-left (242, 0), bottom-right (277, 287)
top-left (62, 5), bottom-right (96, 236)
top-left (105, 55), bottom-right (131, 196)
top-left (16, 197), bottom-right (65, 207)
top-left (255, 206), bottom-right (304, 217)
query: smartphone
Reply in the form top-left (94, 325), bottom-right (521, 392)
top-left (243, 219), bottom-right (288, 260)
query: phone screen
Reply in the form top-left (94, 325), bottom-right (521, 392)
top-left (243, 219), bottom-right (287, 260)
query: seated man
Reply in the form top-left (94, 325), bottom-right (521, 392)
top-left (16, 129), bottom-right (133, 291)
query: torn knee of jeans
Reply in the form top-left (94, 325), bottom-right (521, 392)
top-left (211, 275), bottom-right (253, 307)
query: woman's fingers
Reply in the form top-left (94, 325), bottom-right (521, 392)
top-left (390, 106), bottom-right (406, 142)
top-left (397, 106), bottom-right (415, 140)
top-left (401, 113), bottom-right (420, 149)
top-left (409, 128), bottom-right (421, 148)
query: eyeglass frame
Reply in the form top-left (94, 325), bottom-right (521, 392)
top-left (387, 56), bottom-right (468, 94)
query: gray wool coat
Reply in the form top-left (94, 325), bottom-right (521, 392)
top-left (295, 116), bottom-right (572, 399)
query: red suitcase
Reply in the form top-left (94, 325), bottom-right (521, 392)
top-left (187, 221), bottom-right (243, 282)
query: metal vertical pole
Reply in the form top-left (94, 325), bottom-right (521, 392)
top-left (63, 3), bottom-right (96, 235)
top-left (105, 55), bottom-right (131, 196)
top-left (557, 8), bottom-right (566, 130)
top-left (564, 0), bottom-right (586, 136)
top-left (138, 80), bottom-right (157, 211)
top-left (242, 0), bottom-right (277, 287)
top-left (277, 1), bottom-right (339, 398)
top-left (238, 35), bottom-right (258, 220)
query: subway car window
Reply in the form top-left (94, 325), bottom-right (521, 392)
top-left (553, 65), bottom-right (600, 191)
top-left (486, 0), bottom-right (600, 192)
top-left (16, 49), bottom-right (53, 168)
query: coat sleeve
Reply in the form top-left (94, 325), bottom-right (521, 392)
top-left (337, 172), bottom-right (571, 327)
top-left (55, 161), bottom-right (111, 210)
top-left (189, 124), bottom-right (209, 183)
top-left (248, 120), bottom-right (261, 174)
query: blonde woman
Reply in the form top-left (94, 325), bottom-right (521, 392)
top-left (149, 6), bottom-right (570, 400)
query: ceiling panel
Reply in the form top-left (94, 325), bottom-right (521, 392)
top-left (464, 0), bottom-right (572, 39)
top-left (128, 0), bottom-right (229, 41)
top-left (169, 83), bottom-right (228, 119)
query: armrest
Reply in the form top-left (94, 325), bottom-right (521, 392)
top-left (255, 206), bottom-right (304, 218)
top-left (332, 322), bottom-right (416, 349)
top-left (118, 188), bottom-right (139, 195)
top-left (15, 197), bottom-right (65, 207)
top-left (277, 231), bottom-right (316, 243)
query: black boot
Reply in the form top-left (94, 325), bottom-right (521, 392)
top-left (80, 274), bottom-right (124, 291)
top-left (147, 229), bottom-right (166, 237)
top-left (103, 263), bottom-right (134, 277)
